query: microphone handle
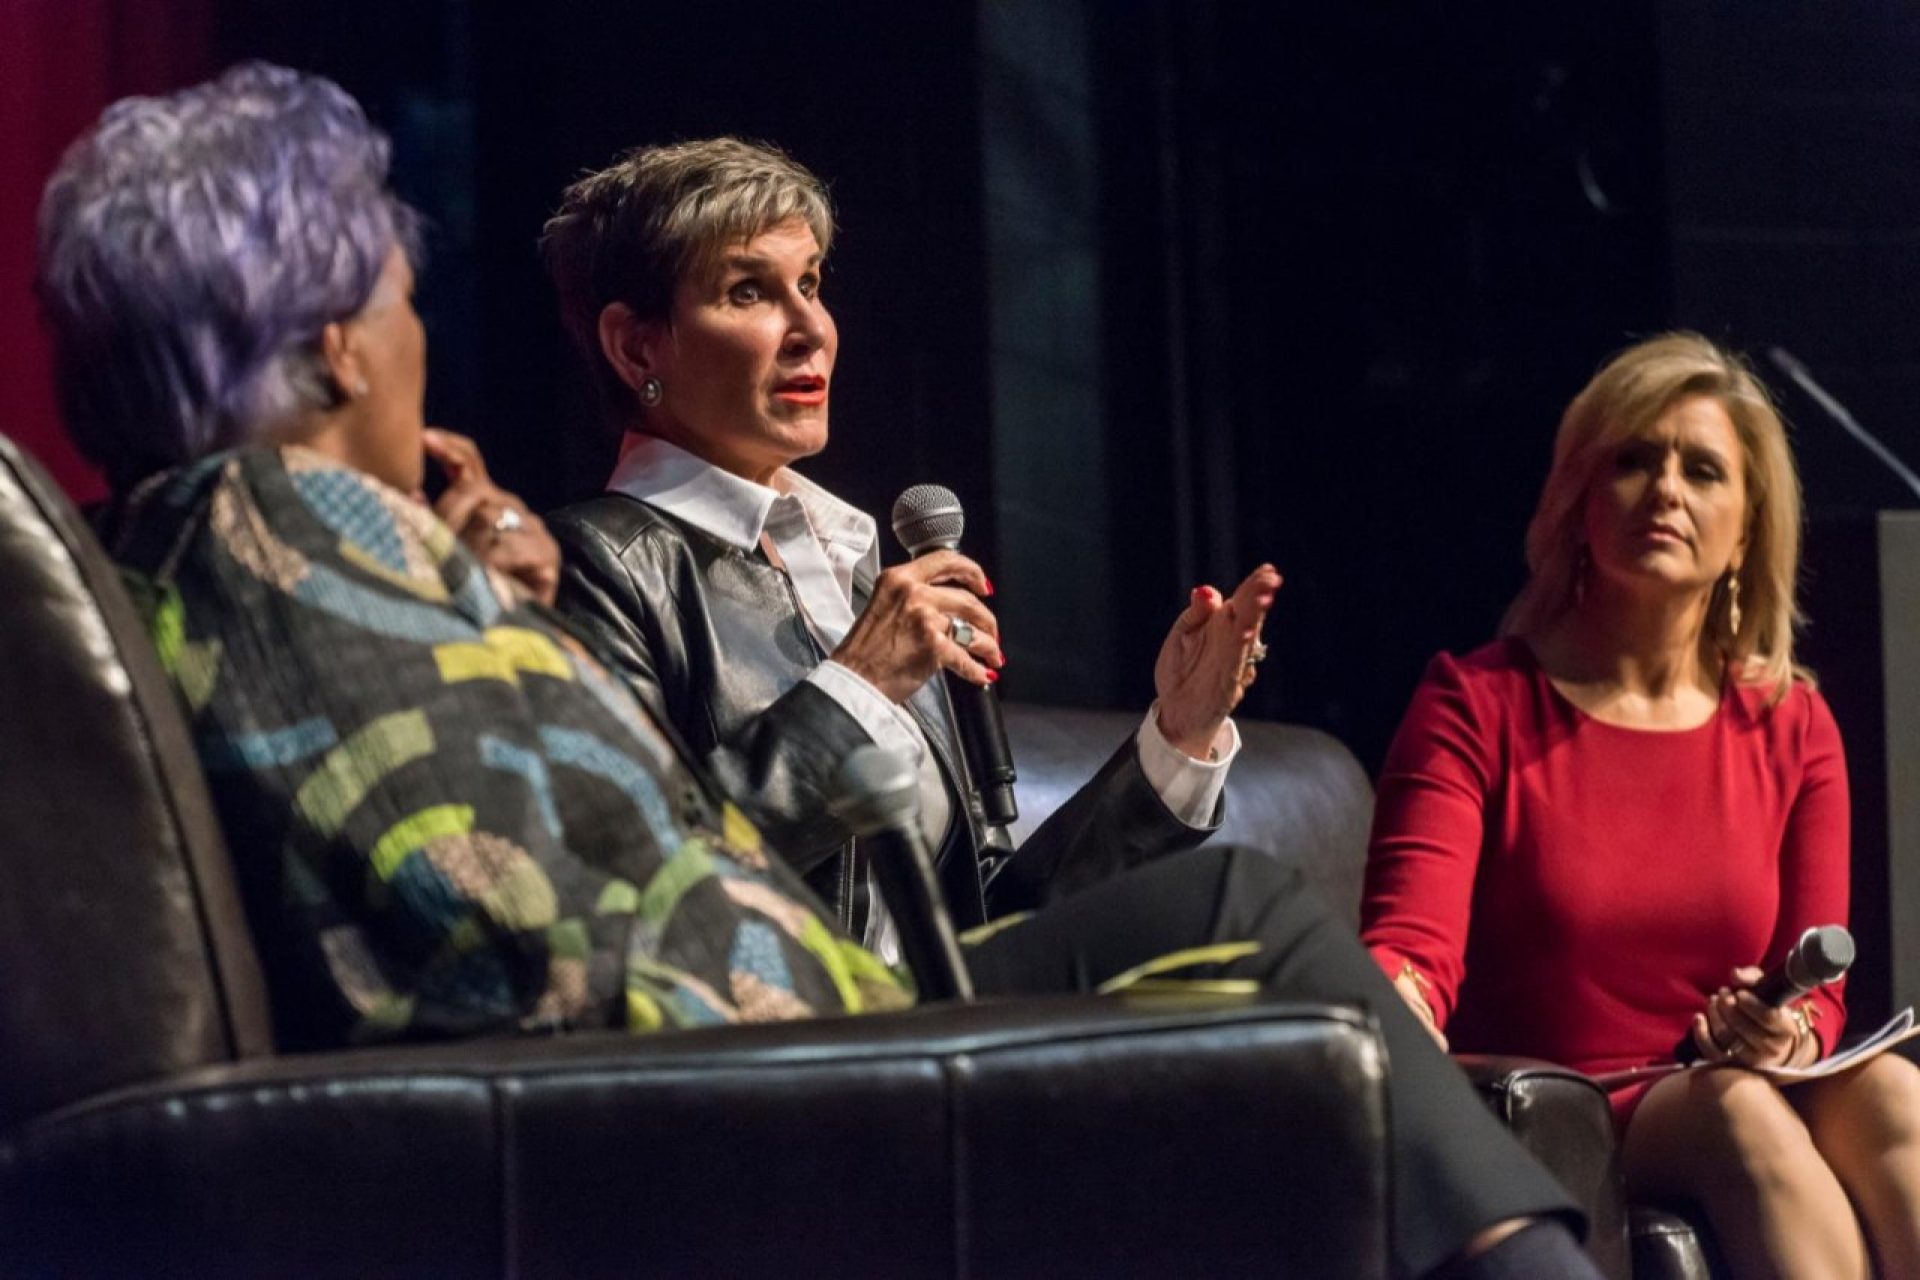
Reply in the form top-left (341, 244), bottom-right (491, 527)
top-left (942, 670), bottom-right (1018, 826)
top-left (863, 823), bottom-right (975, 1002)
top-left (1748, 968), bottom-right (1808, 1008)
top-left (1673, 965), bottom-right (1814, 1064)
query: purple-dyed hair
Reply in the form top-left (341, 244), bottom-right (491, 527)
top-left (34, 61), bottom-right (420, 491)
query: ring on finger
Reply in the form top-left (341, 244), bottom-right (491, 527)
top-left (948, 616), bottom-right (975, 648)
top-left (492, 507), bottom-right (525, 536)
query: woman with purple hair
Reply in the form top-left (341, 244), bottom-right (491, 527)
top-left (37, 62), bottom-right (558, 596)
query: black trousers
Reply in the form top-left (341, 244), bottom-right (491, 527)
top-left (967, 845), bottom-right (1579, 1278)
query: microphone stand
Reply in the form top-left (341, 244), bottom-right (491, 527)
top-left (1769, 347), bottom-right (1920, 504)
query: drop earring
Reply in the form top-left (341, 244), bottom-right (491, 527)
top-left (1727, 571), bottom-right (1742, 636)
top-left (640, 376), bottom-right (663, 407)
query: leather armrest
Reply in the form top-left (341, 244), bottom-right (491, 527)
top-left (1, 997), bottom-right (1392, 1280)
top-left (1455, 1054), bottom-right (1630, 1280)
top-left (1629, 1204), bottom-right (1724, 1280)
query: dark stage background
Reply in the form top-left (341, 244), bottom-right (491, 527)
top-left (9, 1), bottom-right (1920, 1010)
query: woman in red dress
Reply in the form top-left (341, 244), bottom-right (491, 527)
top-left (1363, 332), bottom-right (1920, 1277)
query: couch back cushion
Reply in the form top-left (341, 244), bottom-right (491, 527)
top-left (0, 437), bottom-right (270, 1135)
top-left (1002, 704), bottom-right (1374, 923)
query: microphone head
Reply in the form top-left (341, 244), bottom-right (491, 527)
top-left (1795, 925), bottom-right (1856, 985)
top-left (1766, 346), bottom-right (1809, 380)
top-left (891, 484), bottom-right (965, 556)
top-left (830, 744), bottom-right (922, 837)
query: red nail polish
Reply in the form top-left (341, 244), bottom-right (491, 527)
top-left (982, 576), bottom-right (995, 597)
top-left (984, 669), bottom-right (999, 684)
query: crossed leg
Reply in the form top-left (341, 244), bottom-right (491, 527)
top-left (1623, 1065), bottom-right (1868, 1279)
top-left (1792, 1052), bottom-right (1920, 1278)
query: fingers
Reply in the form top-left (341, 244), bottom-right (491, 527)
top-left (1702, 993), bottom-right (1745, 1061)
top-left (1729, 990), bottom-right (1794, 1044)
top-left (1701, 987), bottom-right (1795, 1067)
top-left (437, 486), bottom-right (493, 539)
top-left (421, 427), bottom-right (489, 484)
top-left (1690, 1013), bottom-right (1721, 1060)
top-left (1171, 585), bottom-right (1223, 636)
top-left (898, 549), bottom-right (992, 598)
top-left (1225, 563), bottom-right (1283, 637)
top-left (833, 557), bottom-right (1003, 700)
top-left (1392, 972), bottom-right (1448, 1052)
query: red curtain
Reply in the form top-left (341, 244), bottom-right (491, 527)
top-left (0, 0), bottom-right (214, 503)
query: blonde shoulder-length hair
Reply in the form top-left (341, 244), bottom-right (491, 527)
top-left (1501, 331), bottom-right (1809, 698)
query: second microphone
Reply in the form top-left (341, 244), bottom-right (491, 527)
top-left (891, 484), bottom-right (1019, 826)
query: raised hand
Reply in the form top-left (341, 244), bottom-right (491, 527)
top-left (831, 552), bottom-right (1004, 703)
top-left (1153, 563), bottom-right (1283, 759)
top-left (421, 427), bottom-right (560, 606)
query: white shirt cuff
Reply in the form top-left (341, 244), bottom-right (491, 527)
top-left (1136, 704), bottom-right (1238, 829)
top-left (808, 661), bottom-right (925, 763)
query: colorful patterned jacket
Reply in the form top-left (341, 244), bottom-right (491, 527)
top-left (114, 446), bottom-right (904, 1050)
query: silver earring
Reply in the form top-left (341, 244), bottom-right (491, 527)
top-left (352, 376), bottom-right (370, 398)
top-left (1727, 572), bottom-right (1742, 636)
top-left (640, 376), bottom-right (663, 407)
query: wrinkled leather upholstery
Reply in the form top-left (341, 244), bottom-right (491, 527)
top-left (0, 434), bottom-right (1391, 1279)
top-left (0, 437), bottom-right (271, 1139)
top-left (1459, 1056), bottom-right (1631, 1280)
top-left (1, 1001), bottom-right (1389, 1279)
top-left (1629, 1206), bottom-right (1725, 1280)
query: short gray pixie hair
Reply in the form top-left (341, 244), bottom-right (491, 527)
top-left (35, 61), bottom-right (420, 491)
top-left (540, 137), bottom-right (833, 418)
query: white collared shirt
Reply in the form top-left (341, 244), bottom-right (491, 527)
top-left (605, 433), bottom-right (1240, 956)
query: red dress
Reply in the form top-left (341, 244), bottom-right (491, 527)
top-left (1361, 638), bottom-right (1850, 1126)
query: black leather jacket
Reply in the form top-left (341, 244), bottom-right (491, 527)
top-left (548, 491), bottom-right (1214, 932)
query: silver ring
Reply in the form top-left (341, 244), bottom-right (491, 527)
top-left (492, 508), bottom-right (525, 536)
top-left (1245, 639), bottom-right (1269, 667)
top-left (948, 617), bottom-right (975, 648)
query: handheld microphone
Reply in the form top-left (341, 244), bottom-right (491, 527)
top-left (830, 745), bottom-right (974, 1002)
top-left (891, 484), bottom-right (1018, 826)
top-left (1675, 924), bottom-right (1854, 1063)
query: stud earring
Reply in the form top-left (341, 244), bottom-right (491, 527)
top-left (353, 377), bottom-right (370, 398)
top-left (1727, 572), bottom-right (1743, 636)
top-left (640, 376), bottom-right (663, 407)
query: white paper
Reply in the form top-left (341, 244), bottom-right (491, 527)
top-left (1587, 1008), bottom-right (1920, 1090)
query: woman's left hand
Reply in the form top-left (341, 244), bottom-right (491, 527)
top-left (421, 427), bottom-right (561, 606)
top-left (1152, 563), bottom-right (1282, 760)
top-left (1691, 966), bottom-right (1803, 1069)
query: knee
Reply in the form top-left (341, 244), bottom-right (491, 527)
top-left (1209, 843), bottom-right (1310, 897)
top-left (1802, 1053), bottom-right (1920, 1147)
top-left (1684, 1070), bottom-right (1821, 1181)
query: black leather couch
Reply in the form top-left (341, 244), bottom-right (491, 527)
top-left (0, 433), bottom-right (1715, 1277)
top-left (0, 434), bottom-right (1395, 1279)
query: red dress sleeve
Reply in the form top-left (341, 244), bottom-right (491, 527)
top-left (1361, 652), bottom-right (1495, 1027)
top-left (1766, 688), bottom-right (1852, 1055)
